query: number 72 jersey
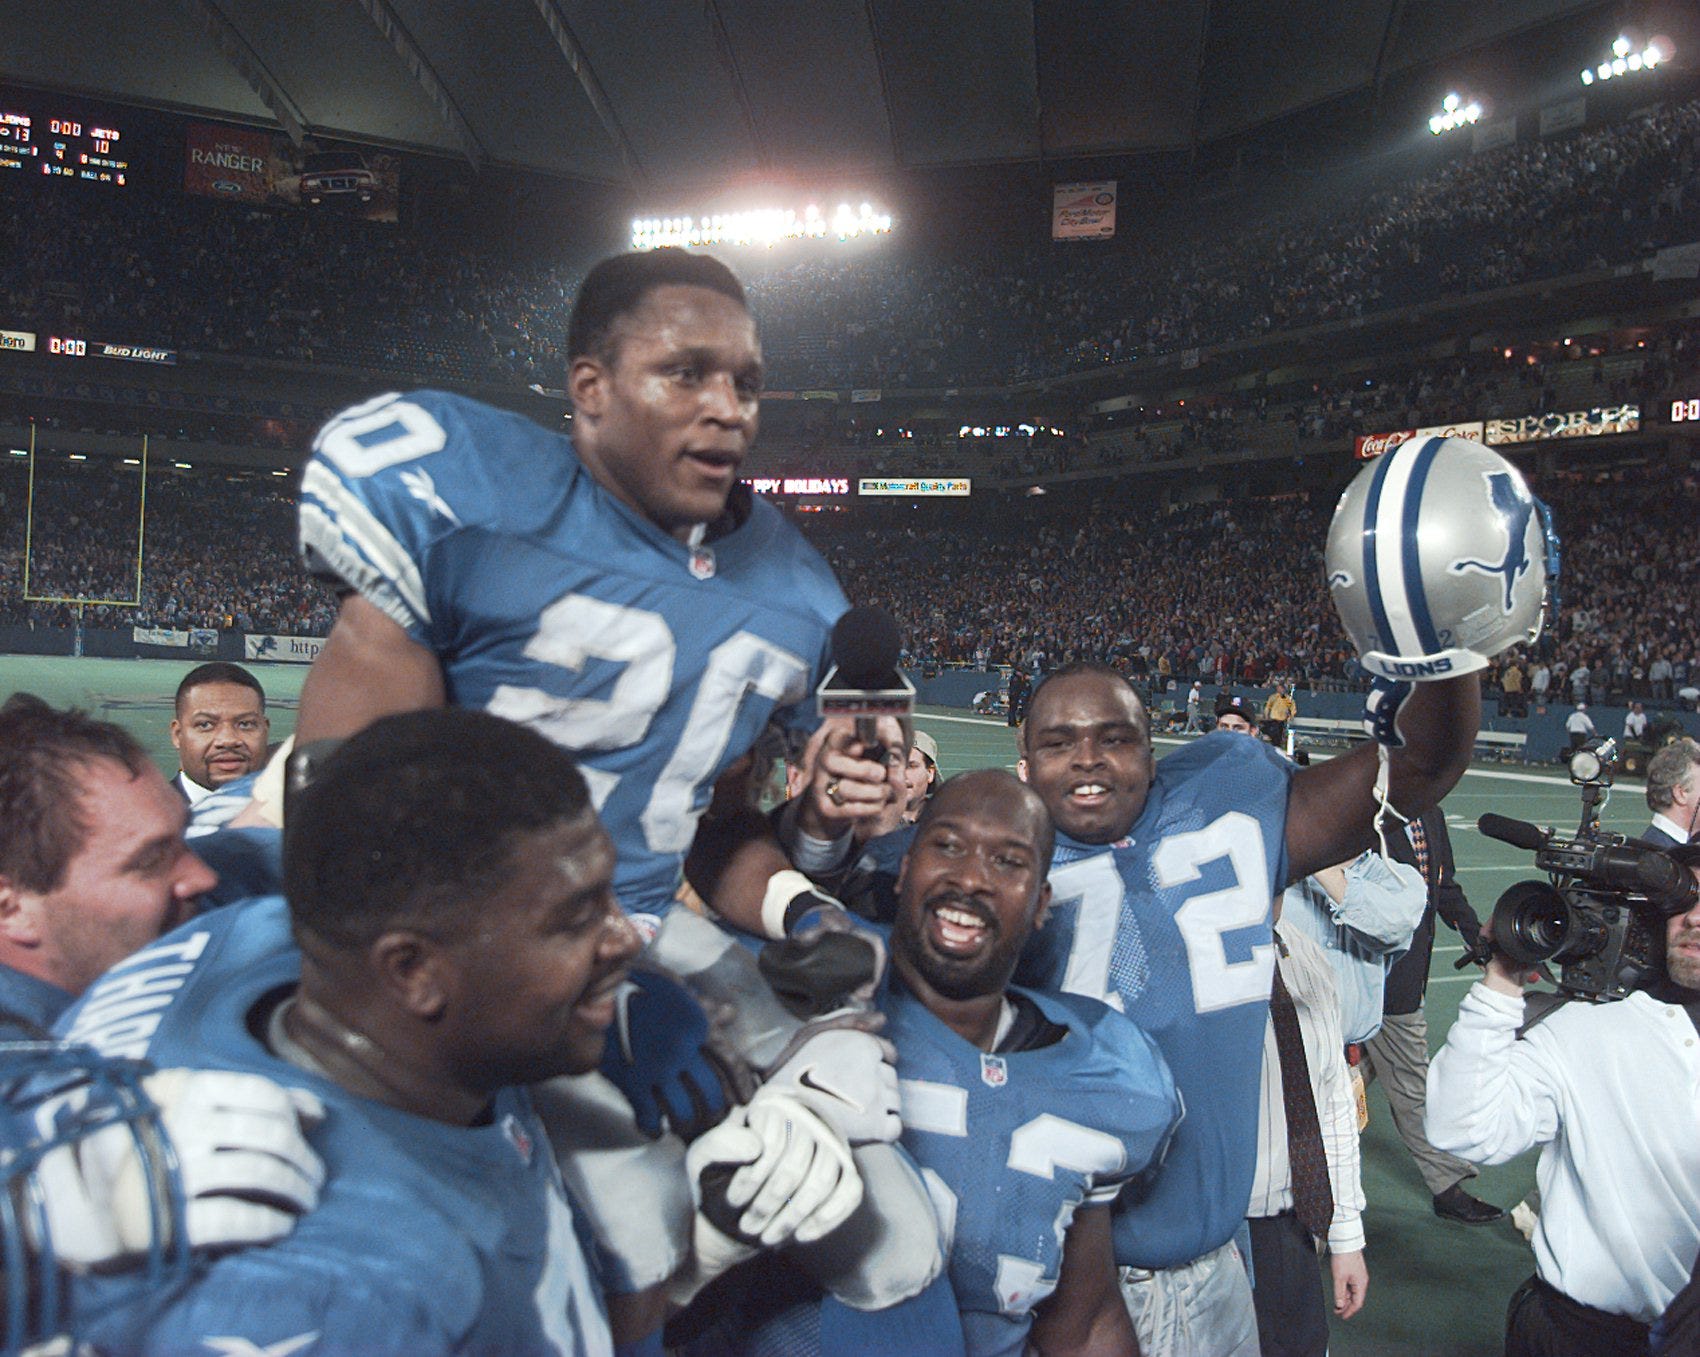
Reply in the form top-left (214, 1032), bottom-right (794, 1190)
top-left (1016, 733), bottom-right (1295, 1271)
top-left (299, 390), bottom-right (848, 918)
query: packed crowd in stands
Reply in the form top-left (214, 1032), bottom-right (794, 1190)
top-left (820, 470), bottom-right (1700, 714)
top-left (3, 453), bottom-right (1695, 714)
top-left (2, 98), bottom-right (1697, 393)
top-left (0, 463), bottom-right (337, 635)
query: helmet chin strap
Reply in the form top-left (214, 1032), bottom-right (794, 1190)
top-left (1371, 743), bottom-right (1413, 859)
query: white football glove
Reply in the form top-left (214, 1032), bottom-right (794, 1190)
top-left (688, 1092), bottom-right (862, 1249)
top-left (33, 1068), bottom-right (325, 1269)
top-left (760, 1013), bottom-right (902, 1148)
top-left (669, 1093), bottom-right (863, 1308)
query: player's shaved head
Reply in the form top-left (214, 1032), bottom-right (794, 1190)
top-left (913, 769), bottom-right (1056, 870)
top-left (284, 708), bottom-right (594, 949)
top-left (568, 250), bottom-right (748, 364)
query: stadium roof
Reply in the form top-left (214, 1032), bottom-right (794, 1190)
top-left (3, 0), bottom-right (1616, 185)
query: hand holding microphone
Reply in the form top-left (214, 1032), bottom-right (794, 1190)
top-left (797, 608), bottom-right (915, 838)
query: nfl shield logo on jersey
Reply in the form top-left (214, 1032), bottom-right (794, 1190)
top-left (689, 547), bottom-right (716, 580)
top-left (502, 1113), bottom-right (534, 1165)
top-left (980, 1053), bottom-right (1008, 1088)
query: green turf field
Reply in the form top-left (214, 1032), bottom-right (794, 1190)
top-left (5, 655), bottom-right (1630, 1354)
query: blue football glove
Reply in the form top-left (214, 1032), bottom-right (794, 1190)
top-left (598, 969), bottom-right (756, 1141)
top-left (1362, 676), bottom-right (1415, 748)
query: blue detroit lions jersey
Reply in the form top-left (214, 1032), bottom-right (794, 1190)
top-left (58, 898), bottom-right (611, 1357)
top-left (1016, 733), bottom-right (1294, 1270)
top-left (299, 390), bottom-right (848, 918)
top-left (888, 981), bottom-right (1178, 1357)
top-left (0, 963), bottom-right (74, 1038)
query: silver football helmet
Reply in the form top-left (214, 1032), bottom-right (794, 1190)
top-left (1325, 436), bottom-right (1556, 681)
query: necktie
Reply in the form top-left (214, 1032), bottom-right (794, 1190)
top-left (1408, 817), bottom-right (1431, 881)
top-left (1270, 961), bottom-right (1334, 1240)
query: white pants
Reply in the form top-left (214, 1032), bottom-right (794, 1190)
top-left (1118, 1238), bottom-right (1261, 1357)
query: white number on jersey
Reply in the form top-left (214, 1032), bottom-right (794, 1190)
top-left (488, 594), bottom-right (808, 855)
top-left (1047, 854), bottom-right (1128, 1012)
top-left (315, 393), bottom-right (447, 479)
top-left (1157, 812), bottom-right (1276, 1013)
top-left (904, 1086), bottom-right (1124, 1316)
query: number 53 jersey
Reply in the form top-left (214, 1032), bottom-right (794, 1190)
top-left (1015, 733), bottom-right (1294, 1271)
top-left (299, 390), bottom-right (848, 918)
top-left (887, 981), bottom-right (1180, 1357)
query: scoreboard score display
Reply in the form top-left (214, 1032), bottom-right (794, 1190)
top-left (0, 99), bottom-right (128, 186)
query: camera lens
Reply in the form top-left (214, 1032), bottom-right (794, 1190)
top-left (1492, 881), bottom-right (1574, 965)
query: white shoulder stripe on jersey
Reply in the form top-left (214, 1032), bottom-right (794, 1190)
top-left (299, 503), bottom-right (419, 634)
top-left (1370, 445), bottom-right (1426, 657)
top-left (300, 463), bottom-right (432, 627)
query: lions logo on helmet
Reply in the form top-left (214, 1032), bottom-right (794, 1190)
top-left (0, 1041), bottom-right (190, 1355)
top-left (1325, 436), bottom-right (1556, 682)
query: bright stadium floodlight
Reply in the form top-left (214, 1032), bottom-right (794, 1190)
top-left (1428, 91), bottom-right (1485, 135)
top-left (630, 198), bottom-right (891, 250)
top-left (1583, 35), bottom-right (1668, 84)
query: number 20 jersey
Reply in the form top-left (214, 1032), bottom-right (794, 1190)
top-left (298, 390), bottom-right (848, 918)
top-left (1015, 733), bottom-right (1294, 1270)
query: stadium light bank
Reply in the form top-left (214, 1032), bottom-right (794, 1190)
top-left (631, 202), bottom-right (893, 251)
top-left (1428, 92), bottom-right (1484, 136)
top-left (1580, 35), bottom-right (1667, 85)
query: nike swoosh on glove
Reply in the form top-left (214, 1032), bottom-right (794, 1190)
top-left (759, 1012), bottom-right (902, 1147)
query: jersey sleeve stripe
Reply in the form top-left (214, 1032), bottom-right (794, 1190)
top-left (300, 464), bottom-right (432, 628)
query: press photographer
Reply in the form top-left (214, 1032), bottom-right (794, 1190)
top-left (1426, 758), bottom-right (1700, 1357)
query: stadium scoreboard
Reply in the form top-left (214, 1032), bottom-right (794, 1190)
top-left (0, 101), bottom-right (128, 186)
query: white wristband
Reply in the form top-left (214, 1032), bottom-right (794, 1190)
top-left (761, 869), bottom-right (817, 939)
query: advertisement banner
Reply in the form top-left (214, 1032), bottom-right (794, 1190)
top-left (94, 341), bottom-right (176, 365)
top-left (1472, 119), bottom-right (1516, 153)
top-left (1539, 97), bottom-right (1586, 137)
top-left (0, 328), bottom-right (36, 352)
top-left (132, 626), bottom-right (189, 647)
top-left (184, 123), bottom-right (273, 202)
top-left (188, 628), bottom-right (218, 651)
top-left (850, 389), bottom-right (881, 404)
top-left (744, 477), bottom-right (851, 496)
top-left (245, 633), bottom-right (327, 664)
top-left (185, 122), bottom-right (399, 223)
top-left (1053, 181), bottom-right (1116, 241)
top-left (1354, 421), bottom-right (1487, 459)
top-left (1484, 405), bottom-right (1638, 445)
top-left (858, 478), bottom-right (971, 497)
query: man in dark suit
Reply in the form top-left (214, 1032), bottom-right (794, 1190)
top-left (1361, 804), bottom-right (1504, 1224)
top-left (1643, 739), bottom-right (1700, 848)
top-left (169, 663), bottom-right (270, 804)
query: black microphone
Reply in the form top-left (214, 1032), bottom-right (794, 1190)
top-left (831, 608), bottom-right (902, 690)
top-left (1478, 813), bottom-right (1549, 852)
top-left (817, 607), bottom-right (914, 761)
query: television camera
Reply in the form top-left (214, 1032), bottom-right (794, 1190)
top-left (1468, 739), bottom-right (1699, 1000)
